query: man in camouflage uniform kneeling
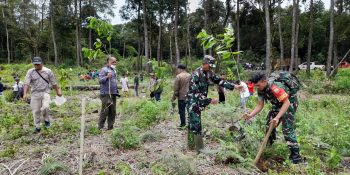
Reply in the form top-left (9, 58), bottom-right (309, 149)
top-left (244, 72), bottom-right (303, 164)
top-left (187, 55), bottom-right (238, 151)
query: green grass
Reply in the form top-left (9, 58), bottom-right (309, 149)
top-left (202, 87), bottom-right (350, 173)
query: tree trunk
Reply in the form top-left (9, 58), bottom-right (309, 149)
top-left (41, 2), bottom-right (44, 31)
top-left (332, 42), bottom-right (338, 75)
top-left (174, 0), bottom-right (180, 66)
top-left (306, 0), bottom-right (314, 78)
top-left (123, 42), bottom-right (126, 59)
top-left (137, 1), bottom-right (141, 71)
top-left (79, 0), bottom-right (83, 65)
top-left (264, 0), bottom-right (271, 74)
top-left (289, 0), bottom-right (297, 72)
top-left (157, 0), bottom-right (162, 68)
top-left (277, 0), bottom-right (284, 70)
top-left (186, 0), bottom-right (191, 66)
top-left (143, 0), bottom-right (149, 60)
top-left (223, 0), bottom-right (231, 28)
top-left (142, 0), bottom-right (150, 72)
top-left (2, 6), bottom-right (10, 63)
top-left (203, 0), bottom-right (207, 56)
top-left (50, 0), bottom-right (58, 66)
top-left (327, 0), bottom-right (334, 76)
top-left (236, 0), bottom-right (240, 63)
top-left (75, 0), bottom-right (80, 66)
top-left (88, 0), bottom-right (92, 49)
top-left (170, 16), bottom-right (174, 66)
top-left (295, 4), bottom-right (300, 72)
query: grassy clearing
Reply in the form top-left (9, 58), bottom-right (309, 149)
top-left (0, 65), bottom-right (349, 174)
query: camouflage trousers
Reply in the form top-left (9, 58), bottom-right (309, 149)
top-left (187, 103), bottom-right (202, 134)
top-left (267, 99), bottom-right (299, 150)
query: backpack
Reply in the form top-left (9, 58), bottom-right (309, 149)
top-left (268, 71), bottom-right (301, 95)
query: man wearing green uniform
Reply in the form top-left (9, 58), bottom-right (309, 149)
top-left (187, 55), bottom-right (238, 151)
top-left (243, 72), bottom-right (303, 164)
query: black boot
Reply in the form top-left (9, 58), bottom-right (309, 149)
top-left (289, 147), bottom-right (303, 164)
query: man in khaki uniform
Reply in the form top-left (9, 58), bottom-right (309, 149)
top-left (172, 64), bottom-right (191, 128)
top-left (23, 57), bottom-right (62, 133)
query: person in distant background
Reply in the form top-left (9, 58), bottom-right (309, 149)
top-left (148, 73), bottom-right (163, 101)
top-left (13, 77), bottom-right (24, 101)
top-left (0, 77), bottom-right (3, 96)
top-left (120, 74), bottom-right (129, 97)
top-left (134, 73), bottom-right (139, 97)
top-left (217, 74), bottom-right (226, 104)
top-left (235, 80), bottom-right (250, 111)
top-left (247, 80), bottom-right (255, 96)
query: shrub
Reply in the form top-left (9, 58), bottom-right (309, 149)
top-left (140, 131), bottom-right (163, 143)
top-left (0, 145), bottom-right (17, 158)
top-left (87, 126), bottom-right (102, 135)
top-left (38, 157), bottom-right (70, 175)
top-left (111, 125), bottom-right (140, 149)
top-left (114, 161), bottom-right (133, 175)
top-left (151, 152), bottom-right (197, 175)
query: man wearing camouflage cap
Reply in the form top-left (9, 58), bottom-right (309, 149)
top-left (187, 55), bottom-right (238, 151)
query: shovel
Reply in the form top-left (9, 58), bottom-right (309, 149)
top-left (253, 121), bottom-right (276, 166)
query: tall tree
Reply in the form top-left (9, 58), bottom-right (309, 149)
top-left (142, 0), bottom-right (149, 62)
top-left (157, 0), bottom-right (163, 67)
top-left (203, 0), bottom-right (208, 56)
top-left (2, 2), bottom-right (10, 63)
top-left (185, 0), bottom-right (191, 64)
top-left (236, 0), bottom-right (240, 62)
top-left (88, 0), bottom-right (92, 49)
top-left (306, 0), bottom-right (314, 77)
top-left (295, 1), bottom-right (300, 71)
top-left (174, 0), bottom-right (180, 65)
top-left (75, 0), bottom-right (82, 66)
top-left (264, 0), bottom-right (271, 73)
top-left (277, 0), bottom-right (284, 70)
top-left (327, 0), bottom-right (335, 76)
top-left (289, 0), bottom-right (298, 72)
top-left (223, 0), bottom-right (231, 28)
top-left (50, 0), bottom-right (58, 65)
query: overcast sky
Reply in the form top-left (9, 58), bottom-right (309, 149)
top-left (108, 0), bottom-right (331, 25)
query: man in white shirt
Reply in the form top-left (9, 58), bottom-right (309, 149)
top-left (235, 80), bottom-right (250, 111)
top-left (13, 77), bottom-right (24, 101)
top-left (120, 74), bottom-right (129, 97)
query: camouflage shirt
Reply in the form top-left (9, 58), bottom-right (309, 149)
top-left (187, 67), bottom-right (234, 109)
top-left (258, 81), bottom-right (297, 110)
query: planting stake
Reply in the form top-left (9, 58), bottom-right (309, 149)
top-left (79, 98), bottom-right (86, 175)
top-left (253, 121), bottom-right (275, 166)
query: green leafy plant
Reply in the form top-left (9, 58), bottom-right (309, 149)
top-left (114, 161), bottom-right (133, 175)
top-left (111, 125), bottom-right (140, 149)
top-left (82, 17), bottom-right (114, 61)
top-left (151, 152), bottom-right (197, 175)
top-left (0, 145), bottom-right (17, 158)
top-left (196, 28), bottom-right (243, 79)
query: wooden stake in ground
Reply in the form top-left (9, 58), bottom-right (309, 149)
top-left (253, 121), bottom-right (276, 166)
top-left (79, 98), bottom-right (86, 175)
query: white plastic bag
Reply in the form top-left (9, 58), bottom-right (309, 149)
top-left (41, 93), bottom-right (51, 111)
top-left (54, 96), bottom-right (66, 106)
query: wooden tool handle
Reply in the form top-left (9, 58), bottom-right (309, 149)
top-left (253, 121), bottom-right (275, 165)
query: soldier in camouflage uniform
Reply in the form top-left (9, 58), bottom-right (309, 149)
top-left (243, 72), bottom-right (303, 164)
top-left (187, 55), bottom-right (238, 151)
